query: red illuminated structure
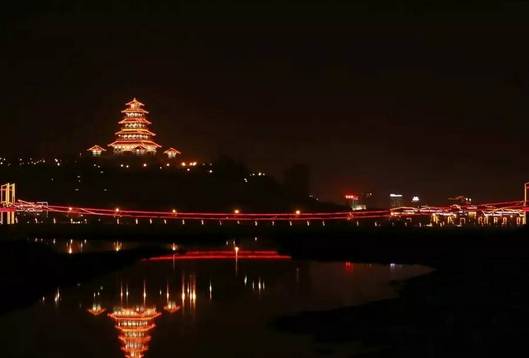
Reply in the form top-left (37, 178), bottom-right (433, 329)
top-left (109, 306), bottom-right (161, 358)
top-left (108, 98), bottom-right (162, 155)
top-left (148, 250), bottom-right (291, 261)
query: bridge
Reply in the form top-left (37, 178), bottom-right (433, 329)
top-left (2, 182), bottom-right (529, 227)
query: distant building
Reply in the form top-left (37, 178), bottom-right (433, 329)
top-left (87, 98), bottom-right (182, 157)
top-left (345, 192), bottom-right (373, 210)
top-left (345, 194), bottom-right (363, 211)
top-left (389, 193), bottom-right (403, 208)
top-left (411, 195), bottom-right (421, 207)
top-left (448, 195), bottom-right (472, 205)
top-left (86, 145), bottom-right (106, 157)
top-left (164, 147), bottom-right (181, 159)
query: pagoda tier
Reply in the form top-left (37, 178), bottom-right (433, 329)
top-left (109, 98), bottom-right (161, 155)
top-left (109, 306), bottom-right (161, 358)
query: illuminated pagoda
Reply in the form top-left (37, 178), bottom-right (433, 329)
top-left (108, 98), bottom-right (162, 155)
top-left (109, 306), bottom-right (161, 358)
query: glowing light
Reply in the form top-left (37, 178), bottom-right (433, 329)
top-left (234, 209), bottom-right (240, 214)
top-left (295, 210), bottom-right (301, 215)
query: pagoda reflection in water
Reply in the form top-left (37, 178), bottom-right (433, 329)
top-left (84, 250), bottom-right (288, 357)
top-left (87, 280), bottom-right (182, 358)
top-left (109, 306), bottom-right (161, 358)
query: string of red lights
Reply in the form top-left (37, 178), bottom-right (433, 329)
top-left (20, 199), bottom-right (525, 222)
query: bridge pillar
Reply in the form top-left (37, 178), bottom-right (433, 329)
top-left (523, 182), bottom-right (529, 225)
top-left (1, 183), bottom-right (16, 225)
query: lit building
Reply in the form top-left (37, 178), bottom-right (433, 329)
top-left (344, 194), bottom-right (366, 211)
top-left (87, 98), bottom-right (183, 158)
top-left (108, 98), bottom-right (162, 155)
top-left (411, 195), bottom-right (421, 207)
top-left (389, 193), bottom-right (403, 208)
top-left (109, 306), bottom-right (161, 358)
top-left (448, 195), bottom-right (472, 205)
top-left (87, 145), bottom-right (107, 157)
top-left (163, 147), bottom-right (181, 159)
top-left (344, 192), bottom-right (374, 210)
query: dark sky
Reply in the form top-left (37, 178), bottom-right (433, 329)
top-left (3, 1), bottom-right (529, 204)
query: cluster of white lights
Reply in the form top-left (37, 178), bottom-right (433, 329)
top-left (121, 134), bottom-right (150, 140)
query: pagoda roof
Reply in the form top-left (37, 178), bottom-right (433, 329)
top-left (121, 107), bottom-right (149, 114)
top-left (108, 140), bottom-right (162, 148)
top-left (87, 145), bottom-right (107, 152)
top-left (118, 117), bottom-right (152, 125)
top-left (126, 98), bottom-right (145, 107)
top-left (115, 128), bottom-right (156, 136)
top-left (164, 147), bottom-right (182, 154)
top-left (122, 98), bottom-right (149, 114)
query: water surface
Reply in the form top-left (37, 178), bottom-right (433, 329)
top-left (1, 241), bottom-right (430, 357)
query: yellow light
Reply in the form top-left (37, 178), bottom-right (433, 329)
top-left (234, 209), bottom-right (240, 214)
top-left (172, 209), bottom-right (177, 214)
top-left (143, 163), bottom-right (147, 167)
top-left (295, 210), bottom-right (301, 215)
top-left (235, 246), bottom-right (239, 253)
top-left (115, 207), bottom-right (120, 213)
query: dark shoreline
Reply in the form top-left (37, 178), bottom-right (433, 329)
top-left (273, 259), bottom-right (529, 357)
top-left (270, 226), bottom-right (529, 357)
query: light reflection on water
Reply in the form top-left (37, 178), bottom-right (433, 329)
top-left (2, 242), bottom-right (431, 357)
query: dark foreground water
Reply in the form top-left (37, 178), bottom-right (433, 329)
top-left (0, 240), bottom-right (430, 358)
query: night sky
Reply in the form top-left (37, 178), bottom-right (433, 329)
top-left (3, 1), bottom-right (529, 204)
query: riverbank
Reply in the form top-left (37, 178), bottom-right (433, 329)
top-left (273, 257), bottom-right (529, 356)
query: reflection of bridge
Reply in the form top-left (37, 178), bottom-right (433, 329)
top-left (4, 182), bottom-right (529, 226)
top-left (148, 250), bottom-right (292, 261)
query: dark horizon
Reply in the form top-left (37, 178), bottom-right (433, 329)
top-left (3, 1), bottom-right (529, 204)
